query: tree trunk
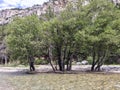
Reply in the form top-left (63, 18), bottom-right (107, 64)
top-left (55, 60), bottom-right (58, 70)
top-left (68, 58), bottom-right (72, 71)
top-left (4, 56), bottom-right (7, 65)
top-left (91, 46), bottom-right (96, 71)
top-left (66, 58), bottom-right (69, 71)
top-left (95, 49), bottom-right (108, 71)
top-left (57, 46), bottom-right (63, 71)
top-left (91, 63), bottom-right (95, 71)
top-left (48, 45), bottom-right (56, 72)
top-left (66, 53), bottom-right (73, 71)
top-left (58, 58), bottom-right (62, 71)
top-left (66, 49), bottom-right (71, 71)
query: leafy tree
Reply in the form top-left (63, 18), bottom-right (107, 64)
top-left (6, 15), bottom-right (41, 70)
top-left (42, 3), bottom-right (84, 71)
top-left (75, 0), bottom-right (120, 71)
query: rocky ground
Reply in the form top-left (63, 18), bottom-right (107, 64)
top-left (0, 65), bottom-right (120, 74)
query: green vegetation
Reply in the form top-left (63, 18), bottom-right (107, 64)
top-left (0, 0), bottom-right (119, 71)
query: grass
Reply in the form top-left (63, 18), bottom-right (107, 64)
top-left (1, 73), bottom-right (120, 90)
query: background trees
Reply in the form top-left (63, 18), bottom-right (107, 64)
top-left (3, 0), bottom-right (120, 71)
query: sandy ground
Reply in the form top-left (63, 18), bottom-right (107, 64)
top-left (0, 65), bottom-right (120, 74)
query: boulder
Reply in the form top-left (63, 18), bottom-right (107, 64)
top-left (81, 60), bottom-right (88, 65)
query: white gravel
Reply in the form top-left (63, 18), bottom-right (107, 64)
top-left (0, 65), bottom-right (120, 73)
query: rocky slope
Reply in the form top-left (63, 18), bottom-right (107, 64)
top-left (0, 0), bottom-right (67, 25)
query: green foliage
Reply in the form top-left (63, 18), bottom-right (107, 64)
top-left (3, 0), bottom-right (120, 70)
top-left (5, 15), bottom-right (42, 63)
top-left (35, 58), bottom-right (48, 65)
top-left (87, 56), bottom-right (93, 64)
top-left (74, 0), bottom-right (120, 70)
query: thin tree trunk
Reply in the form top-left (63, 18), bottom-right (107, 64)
top-left (48, 45), bottom-right (56, 72)
top-left (62, 43), bottom-right (68, 71)
top-left (66, 49), bottom-right (71, 71)
top-left (91, 46), bottom-right (96, 71)
top-left (95, 49), bottom-right (108, 71)
top-left (4, 56), bottom-right (7, 65)
top-left (55, 59), bottom-right (58, 70)
top-left (66, 58), bottom-right (70, 70)
top-left (69, 57), bottom-right (72, 71)
top-left (57, 46), bottom-right (63, 71)
top-left (48, 58), bottom-right (56, 72)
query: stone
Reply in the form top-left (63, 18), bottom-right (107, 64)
top-left (81, 60), bottom-right (88, 65)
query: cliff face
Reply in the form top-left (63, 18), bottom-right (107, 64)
top-left (0, 0), bottom-right (67, 25)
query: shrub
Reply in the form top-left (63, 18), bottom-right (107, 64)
top-left (35, 58), bottom-right (49, 65)
top-left (87, 56), bottom-right (93, 64)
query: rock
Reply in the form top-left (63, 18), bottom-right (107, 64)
top-left (76, 62), bottom-right (82, 65)
top-left (76, 60), bottom-right (89, 65)
top-left (81, 60), bottom-right (88, 65)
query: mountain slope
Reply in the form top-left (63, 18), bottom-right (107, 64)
top-left (0, 0), bottom-right (67, 25)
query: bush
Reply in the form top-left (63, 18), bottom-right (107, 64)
top-left (35, 58), bottom-right (49, 65)
top-left (87, 56), bottom-right (93, 64)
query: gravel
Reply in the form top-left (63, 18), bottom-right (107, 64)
top-left (0, 65), bottom-right (120, 74)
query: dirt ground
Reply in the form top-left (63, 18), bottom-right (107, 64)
top-left (0, 65), bottom-right (120, 90)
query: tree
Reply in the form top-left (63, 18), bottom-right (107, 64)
top-left (75, 0), bottom-right (120, 71)
top-left (42, 3), bottom-right (83, 71)
top-left (6, 15), bottom-right (41, 71)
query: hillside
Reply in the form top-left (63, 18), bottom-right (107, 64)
top-left (0, 0), bottom-right (67, 25)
